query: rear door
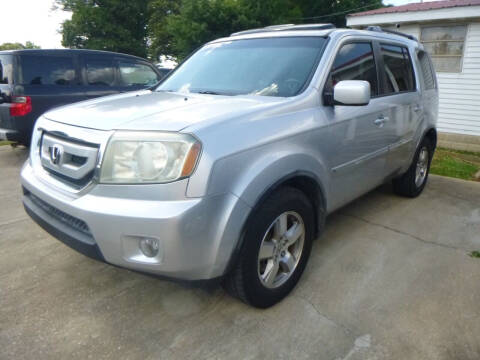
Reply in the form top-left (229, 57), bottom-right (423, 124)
top-left (80, 55), bottom-right (123, 99)
top-left (377, 43), bottom-right (421, 176)
top-left (416, 50), bottom-right (438, 138)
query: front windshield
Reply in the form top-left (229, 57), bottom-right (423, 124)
top-left (157, 37), bottom-right (327, 97)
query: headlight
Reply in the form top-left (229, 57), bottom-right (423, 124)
top-left (99, 131), bottom-right (201, 184)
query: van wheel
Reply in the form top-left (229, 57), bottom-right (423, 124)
top-left (223, 187), bottom-right (314, 308)
top-left (393, 137), bottom-right (433, 198)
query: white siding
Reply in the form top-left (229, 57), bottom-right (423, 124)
top-left (437, 23), bottom-right (480, 136)
top-left (386, 24), bottom-right (420, 39)
top-left (347, 6), bottom-right (480, 27)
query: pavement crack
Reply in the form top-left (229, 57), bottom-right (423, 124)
top-left (295, 295), bottom-right (354, 336)
top-left (341, 213), bottom-right (464, 252)
top-left (0, 217), bottom-right (28, 228)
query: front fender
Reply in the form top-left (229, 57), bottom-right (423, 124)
top-left (207, 142), bottom-right (330, 209)
top-left (209, 144), bottom-right (330, 276)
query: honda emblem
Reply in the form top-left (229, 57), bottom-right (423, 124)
top-left (49, 144), bottom-right (63, 165)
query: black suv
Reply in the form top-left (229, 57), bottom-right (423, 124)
top-left (0, 49), bottom-right (162, 145)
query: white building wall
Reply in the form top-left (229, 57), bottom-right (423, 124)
top-left (437, 22), bottom-right (480, 136)
top-left (386, 24), bottom-right (420, 39)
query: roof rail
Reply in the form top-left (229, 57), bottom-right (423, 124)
top-left (366, 26), bottom-right (418, 42)
top-left (231, 23), bottom-right (336, 37)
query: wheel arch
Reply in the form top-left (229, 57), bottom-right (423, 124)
top-left (223, 171), bottom-right (327, 276)
top-left (424, 127), bottom-right (437, 150)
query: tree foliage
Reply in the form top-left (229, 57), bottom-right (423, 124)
top-left (284, 0), bottom-right (383, 27)
top-left (147, 0), bottom-right (182, 60)
top-left (0, 41), bottom-right (40, 50)
top-left (56, 0), bottom-right (150, 58)
top-left (164, 0), bottom-right (260, 59)
top-left (152, 0), bottom-right (384, 60)
top-left (56, 0), bottom-right (384, 60)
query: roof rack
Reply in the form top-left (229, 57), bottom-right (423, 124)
top-left (366, 26), bottom-right (418, 42)
top-left (231, 23), bottom-right (336, 37)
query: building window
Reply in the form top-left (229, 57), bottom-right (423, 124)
top-left (420, 25), bottom-right (467, 73)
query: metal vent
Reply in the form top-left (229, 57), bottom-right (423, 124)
top-left (27, 191), bottom-right (93, 238)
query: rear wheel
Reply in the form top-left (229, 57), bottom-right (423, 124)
top-left (223, 187), bottom-right (315, 308)
top-left (393, 137), bottom-right (433, 198)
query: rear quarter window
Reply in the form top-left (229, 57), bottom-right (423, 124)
top-left (0, 55), bottom-right (14, 84)
top-left (157, 68), bottom-right (171, 79)
top-left (418, 50), bottom-right (436, 90)
top-left (119, 61), bottom-right (160, 86)
top-left (20, 55), bottom-right (76, 85)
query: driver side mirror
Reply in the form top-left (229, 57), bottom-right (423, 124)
top-left (333, 80), bottom-right (371, 106)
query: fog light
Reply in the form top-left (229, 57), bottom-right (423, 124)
top-left (139, 237), bottom-right (160, 257)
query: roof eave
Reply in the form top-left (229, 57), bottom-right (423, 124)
top-left (347, 5), bottom-right (480, 26)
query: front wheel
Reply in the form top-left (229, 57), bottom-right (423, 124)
top-left (223, 187), bottom-right (315, 308)
top-left (393, 137), bottom-right (433, 197)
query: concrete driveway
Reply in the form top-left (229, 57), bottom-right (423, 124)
top-left (1, 145), bottom-right (480, 360)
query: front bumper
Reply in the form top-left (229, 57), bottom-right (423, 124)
top-left (21, 162), bottom-right (251, 280)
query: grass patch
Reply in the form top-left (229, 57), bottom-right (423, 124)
top-left (0, 141), bottom-right (11, 146)
top-left (470, 251), bottom-right (480, 258)
top-left (430, 148), bottom-right (480, 181)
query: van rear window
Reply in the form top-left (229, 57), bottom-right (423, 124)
top-left (0, 55), bottom-right (14, 84)
top-left (20, 55), bottom-right (76, 85)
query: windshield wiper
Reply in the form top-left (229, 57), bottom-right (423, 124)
top-left (195, 90), bottom-right (223, 95)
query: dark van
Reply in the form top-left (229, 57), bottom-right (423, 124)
top-left (0, 49), bottom-right (162, 145)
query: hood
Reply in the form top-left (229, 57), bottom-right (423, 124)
top-left (44, 90), bottom-right (284, 132)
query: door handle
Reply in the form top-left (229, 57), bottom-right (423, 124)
top-left (374, 115), bottom-right (389, 127)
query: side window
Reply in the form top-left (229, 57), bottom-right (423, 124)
top-left (418, 50), bottom-right (436, 90)
top-left (380, 44), bottom-right (416, 94)
top-left (86, 58), bottom-right (115, 86)
top-left (119, 61), bottom-right (160, 86)
top-left (329, 42), bottom-right (378, 96)
top-left (20, 55), bottom-right (76, 85)
top-left (0, 55), bottom-right (14, 84)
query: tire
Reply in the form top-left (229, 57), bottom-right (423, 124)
top-left (223, 186), bottom-right (315, 308)
top-left (393, 137), bottom-right (433, 198)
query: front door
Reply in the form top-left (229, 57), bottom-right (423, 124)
top-left (323, 40), bottom-right (392, 210)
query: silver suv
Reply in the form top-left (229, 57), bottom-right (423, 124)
top-left (21, 24), bottom-right (438, 308)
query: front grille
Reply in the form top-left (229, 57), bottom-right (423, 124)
top-left (40, 132), bottom-right (99, 189)
top-left (27, 191), bottom-right (93, 238)
top-left (43, 168), bottom-right (95, 188)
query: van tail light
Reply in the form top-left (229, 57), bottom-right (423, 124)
top-left (10, 96), bottom-right (32, 117)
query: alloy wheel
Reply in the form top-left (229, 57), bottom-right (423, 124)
top-left (415, 146), bottom-right (429, 187)
top-left (257, 211), bottom-right (305, 289)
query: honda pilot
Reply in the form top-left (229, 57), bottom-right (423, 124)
top-left (21, 24), bottom-right (438, 308)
